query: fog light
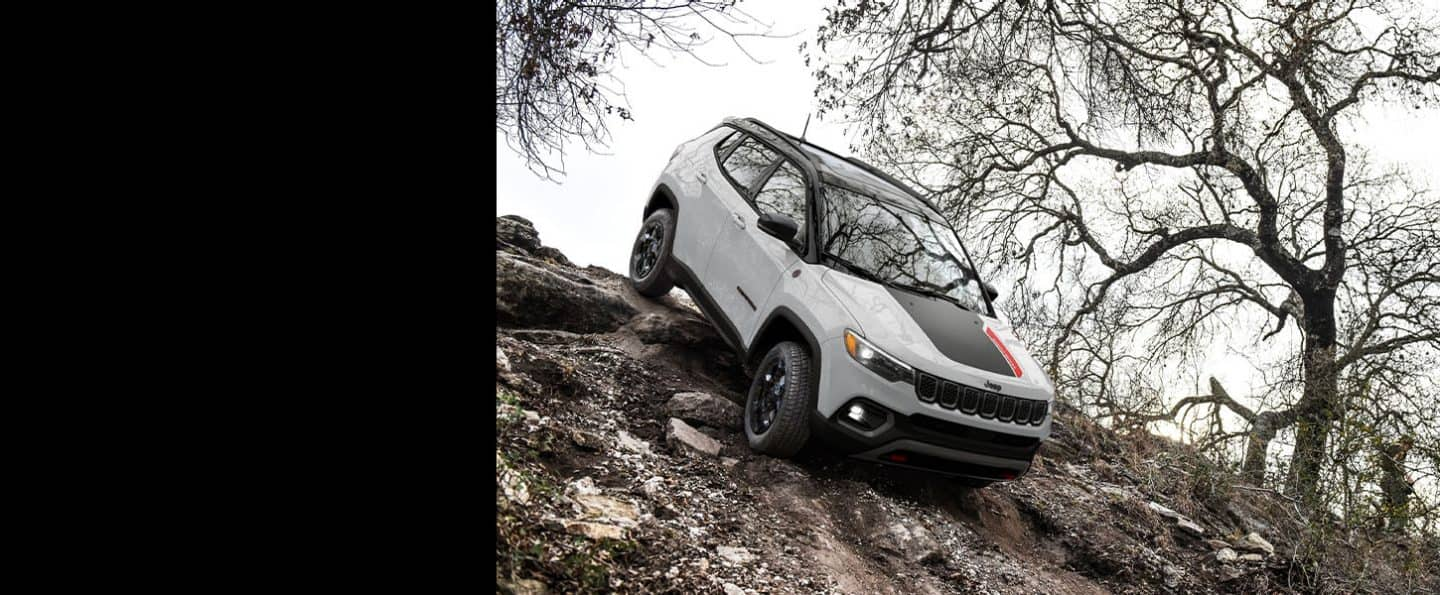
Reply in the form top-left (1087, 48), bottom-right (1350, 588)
top-left (840, 400), bottom-right (888, 431)
top-left (847, 404), bottom-right (868, 424)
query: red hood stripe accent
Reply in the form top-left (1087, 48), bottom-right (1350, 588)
top-left (984, 326), bottom-right (1024, 378)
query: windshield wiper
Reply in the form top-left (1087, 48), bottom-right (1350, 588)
top-left (889, 281), bottom-right (972, 311)
top-left (824, 254), bottom-right (887, 285)
top-left (826, 254), bottom-right (973, 312)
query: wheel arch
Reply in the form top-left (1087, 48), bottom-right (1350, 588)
top-left (644, 184), bottom-right (679, 220)
top-left (747, 307), bottom-right (822, 375)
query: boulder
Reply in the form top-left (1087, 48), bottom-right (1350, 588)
top-left (497, 215), bottom-right (543, 252)
top-left (869, 521), bottom-right (944, 564)
top-left (1239, 553), bottom-right (1265, 563)
top-left (666, 418), bottom-right (723, 457)
top-left (496, 252), bottom-right (636, 333)
top-left (1235, 532), bottom-right (1275, 555)
top-left (1216, 548), bottom-right (1239, 563)
top-left (572, 493), bottom-right (640, 527)
top-left (1148, 501), bottom-right (1204, 535)
top-left (498, 215), bottom-right (571, 265)
top-left (616, 430), bottom-right (653, 456)
top-left (665, 391), bottom-right (743, 430)
top-left (564, 520), bottom-right (626, 540)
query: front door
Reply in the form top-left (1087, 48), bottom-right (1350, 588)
top-left (704, 137), bottom-right (809, 346)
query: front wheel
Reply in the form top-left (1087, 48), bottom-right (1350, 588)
top-left (629, 209), bottom-right (677, 297)
top-left (744, 341), bottom-right (814, 457)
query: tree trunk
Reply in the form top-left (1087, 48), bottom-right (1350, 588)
top-left (1379, 438), bottom-right (1414, 532)
top-left (1287, 294), bottom-right (1339, 505)
top-left (1241, 414), bottom-right (1275, 484)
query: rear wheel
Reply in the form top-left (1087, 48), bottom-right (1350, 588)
top-left (744, 341), bottom-right (814, 457)
top-left (629, 208), bottom-right (676, 297)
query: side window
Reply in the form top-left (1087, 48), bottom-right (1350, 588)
top-left (721, 138), bottom-right (780, 195)
top-left (715, 131), bottom-right (744, 159)
top-left (754, 161), bottom-right (808, 246)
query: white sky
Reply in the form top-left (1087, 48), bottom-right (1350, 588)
top-left (496, 1), bottom-right (843, 274)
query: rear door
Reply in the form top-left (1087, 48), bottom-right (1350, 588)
top-left (704, 136), bottom-right (810, 346)
top-left (672, 129), bottom-right (743, 275)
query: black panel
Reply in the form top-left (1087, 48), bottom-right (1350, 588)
top-left (885, 287), bottom-right (1015, 376)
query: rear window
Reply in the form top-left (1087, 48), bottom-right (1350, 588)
top-left (721, 138), bottom-right (781, 194)
top-left (715, 131), bottom-right (744, 158)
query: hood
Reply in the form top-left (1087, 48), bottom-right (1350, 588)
top-left (881, 286), bottom-right (1015, 376)
top-left (821, 270), bottom-right (1051, 389)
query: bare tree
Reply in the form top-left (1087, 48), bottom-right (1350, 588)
top-left (496, 0), bottom-right (772, 180)
top-left (811, 0), bottom-right (1440, 507)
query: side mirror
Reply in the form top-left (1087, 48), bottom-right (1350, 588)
top-left (982, 281), bottom-right (1000, 301)
top-left (757, 212), bottom-right (799, 242)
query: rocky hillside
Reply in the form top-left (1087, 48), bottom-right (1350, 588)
top-left (494, 215), bottom-right (1436, 595)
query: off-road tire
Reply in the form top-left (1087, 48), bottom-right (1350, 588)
top-left (629, 208), bottom-right (677, 297)
top-left (744, 341), bottom-right (814, 457)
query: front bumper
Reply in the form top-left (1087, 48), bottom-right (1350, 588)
top-left (813, 337), bottom-right (1050, 481)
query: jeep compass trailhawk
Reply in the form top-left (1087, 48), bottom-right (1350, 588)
top-left (628, 117), bottom-right (1054, 485)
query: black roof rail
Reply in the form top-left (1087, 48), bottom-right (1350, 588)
top-left (736, 117), bottom-right (814, 164)
top-left (751, 119), bottom-right (942, 214)
top-left (725, 116), bottom-right (943, 215)
top-left (838, 155), bottom-right (942, 214)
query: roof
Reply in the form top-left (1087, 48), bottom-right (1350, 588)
top-left (724, 117), bottom-right (941, 216)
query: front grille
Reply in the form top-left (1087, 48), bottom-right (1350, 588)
top-left (913, 370), bottom-right (1048, 426)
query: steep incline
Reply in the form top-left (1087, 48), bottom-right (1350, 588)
top-left (494, 215), bottom-right (1433, 595)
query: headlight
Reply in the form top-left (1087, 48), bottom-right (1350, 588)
top-left (843, 329), bottom-right (913, 383)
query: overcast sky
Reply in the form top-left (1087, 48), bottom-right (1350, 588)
top-left (496, 1), bottom-right (845, 274)
top-left (496, 1), bottom-right (1437, 275)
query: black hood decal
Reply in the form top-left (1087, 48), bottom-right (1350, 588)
top-left (885, 287), bottom-right (1015, 377)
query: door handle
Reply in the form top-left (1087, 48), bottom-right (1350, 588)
top-left (697, 171), bottom-right (708, 183)
top-left (731, 211), bottom-right (746, 229)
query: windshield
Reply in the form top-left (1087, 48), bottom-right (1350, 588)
top-left (821, 184), bottom-right (992, 315)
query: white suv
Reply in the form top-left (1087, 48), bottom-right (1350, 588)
top-left (629, 117), bottom-right (1054, 485)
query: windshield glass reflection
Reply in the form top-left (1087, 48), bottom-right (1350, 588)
top-left (821, 184), bottom-right (989, 314)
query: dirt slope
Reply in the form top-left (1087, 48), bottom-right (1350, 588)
top-left (494, 215), bottom-right (1433, 595)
